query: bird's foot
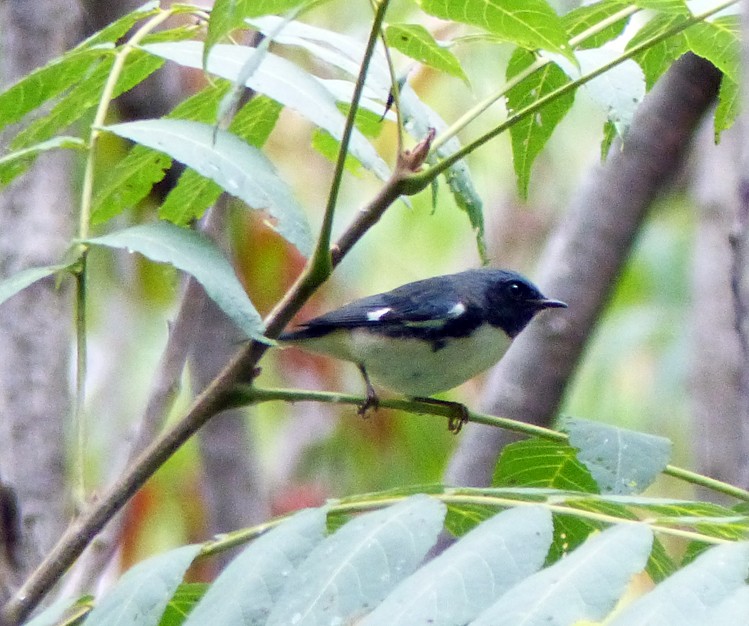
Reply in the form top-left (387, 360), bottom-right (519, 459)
top-left (413, 397), bottom-right (470, 434)
top-left (357, 391), bottom-right (380, 418)
top-left (357, 364), bottom-right (379, 418)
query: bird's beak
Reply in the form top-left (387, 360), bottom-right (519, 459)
top-left (532, 298), bottom-right (567, 310)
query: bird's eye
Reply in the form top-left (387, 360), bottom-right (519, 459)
top-left (508, 282), bottom-right (523, 298)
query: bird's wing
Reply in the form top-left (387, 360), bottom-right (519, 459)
top-left (301, 277), bottom-right (471, 331)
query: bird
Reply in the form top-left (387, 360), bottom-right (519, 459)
top-left (279, 268), bottom-right (567, 432)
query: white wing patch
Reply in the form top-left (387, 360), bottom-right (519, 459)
top-left (366, 307), bottom-right (392, 322)
top-left (447, 301), bottom-right (466, 318)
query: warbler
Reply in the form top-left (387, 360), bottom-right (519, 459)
top-left (280, 268), bottom-right (567, 432)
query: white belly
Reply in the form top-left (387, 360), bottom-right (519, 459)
top-left (350, 324), bottom-right (512, 396)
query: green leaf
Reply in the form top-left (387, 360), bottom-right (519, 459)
top-left (159, 170), bottom-right (223, 226)
top-left (608, 542), bottom-right (749, 625)
top-left (563, 0), bottom-right (631, 49)
top-left (86, 222), bottom-right (268, 341)
top-left (91, 146), bottom-right (172, 225)
top-left (92, 82), bottom-right (234, 225)
top-left (399, 85), bottom-right (487, 262)
top-left (0, 48), bottom-right (111, 134)
top-left (266, 495), bottom-right (446, 626)
top-left (417, 0), bottom-right (574, 62)
top-left (0, 137), bottom-right (87, 185)
top-left (627, 13), bottom-right (688, 89)
top-left (104, 119), bottom-right (313, 256)
top-left (83, 544), bottom-right (201, 626)
top-left (204, 0), bottom-right (309, 66)
top-left (472, 524), bottom-right (653, 625)
top-left (157, 584), bottom-right (207, 626)
top-left (506, 50), bottom-right (574, 199)
top-left (633, 0), bottom-right (689, 14)
top-left (10, 50), bottom-right (163, 151)
top-left (184, 507), bottom-right (327, 626)
top-left (385, 24), bottom-right (468, 84)
top-left (564, 418), bottom-right (672, 495)
top-left (0, 264), bottom-right (68, 307)
top-left (493, 438), bottom-right (600, 492)
top-left (715, 76), bottom-right (739, 142)
top-left (143, 41), bottom-right (390, 180)
top-left (360, 506), bottom-right (553, 626)
top-left (684, 16), bottom-right (739, 83)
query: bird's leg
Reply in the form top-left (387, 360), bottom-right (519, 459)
top-left (412, 397), bottom-right (470, 434)
top-left (357, 364), bottom-right (379, 417)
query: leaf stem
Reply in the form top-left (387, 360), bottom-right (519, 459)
top-left (72, 8), bottom-right (174, 501)
top-left (309, 0), bottom-right (391, 281)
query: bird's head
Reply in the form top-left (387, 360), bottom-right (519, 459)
top-left (485, 272), bottom-right (567, 338)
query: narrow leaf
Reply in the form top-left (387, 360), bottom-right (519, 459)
top-left (83, 544), bottom-right (201, 626)
top-left (143, 41), bottom-right (390, 180)
top-left (418, 0), bottom-right (574, 62)
top-left (10, 50), bottom-right (163, 152)
top-left (104, 119), bottom-right (313, 256)
top-left (0, 264), bottom-right (68, 307)
top-left (385, 24), bottom-right (468, 84)
top-left (184, 507), bottom-right (328, 626)
top-left (506, 50), bottom-right (574, 199)
top-left (565, 417), bottom-right (672, 495)
top-left (86, 222), bottom-right (267, 341)
top-left (91, 146), bottom-right (172, 225)
top-left (609, 542), bottom-right (749, 625)
top-left (0, 48), bottom-right (110, 134)
top-left (471, 524), bottom-right (653, 625)
top-left (361, 506), bottom-right (553, 626)
top-left (266, 495), bottom-right (446, 626)
top-left (204, 0), bottom-right (308, 66)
